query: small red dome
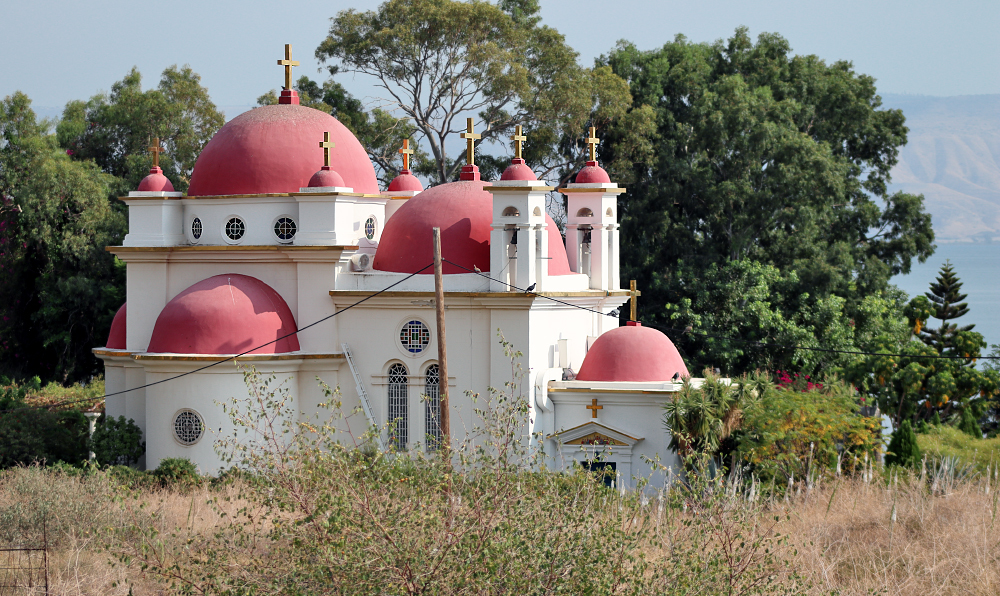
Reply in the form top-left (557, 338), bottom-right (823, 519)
top-left (187, 104), bottom-right (379, 196)
top-left (500, 158), bottom-right (537, 181)
top-left (576, 325), bottom-right (689, 382)
top-left (137, 167), bottom-right (175, 192)
top-left (147, 274), bottom-right (300, 355)
top-left (106, 303), bottom-right (127, 349)
top-left (387, 170), bottom-right (424, 192)
top-left (575, 161), bottom-right (611, 184)
top-left (374, 180), bottom-right (572, 275)
top-left (308, 166), bottom-right (346, 188)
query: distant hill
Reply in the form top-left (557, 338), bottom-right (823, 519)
top-left (883, 94), bottom-right (1000, 243)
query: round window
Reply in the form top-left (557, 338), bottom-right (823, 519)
top-left (225, 217), bottom-right (246, 241)
top-left (365, 216), bottom-right (376, 241)
top-left (173, 409), bottom-right (204, 445)
top-left (274, 217), bottom-right (296, 242)
top-left (399, 320), bottom-right (430, 354)
top-left (191, 217), bottom-right (203, 240)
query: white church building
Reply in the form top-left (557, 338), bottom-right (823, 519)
top-left (93, 50), bottom-right (693, 486)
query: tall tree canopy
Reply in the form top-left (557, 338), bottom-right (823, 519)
top-left (316, 0), bottom-right (641, 185)
top-left (1, 92), bottom-right (126, 382)
top-left (57, 66), bottom-right (223, 194)
top-left (604, 29), bottom-right (935, 375)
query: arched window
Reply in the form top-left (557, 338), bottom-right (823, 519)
top-left (576, 207), bottom-right (594, 218)
top-left (424, 364), bottom-right (441, 450)
top-left (388, 363), bottom-right (408, 450)
top-left (502, 206), bottom-right (520, 217)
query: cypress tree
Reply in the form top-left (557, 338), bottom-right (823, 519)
top-left (917, 419), bottom-right (930, 434)
top-left (957, 406), bottom-right (982, 439)
top-left (920, 261), bottom-right (974, 355)
top-left (886, 420), bottom-right (921, 468)
top-left (931, 411), bottom-right (942, 426)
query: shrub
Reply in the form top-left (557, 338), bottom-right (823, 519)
top-left (0, 407), bottom-right (89, 468)
top-left (886, 419), bottom-right (921, 468)
top-left (153, 457), bottom-right (200, 489)
top-left (737, 378), bottom-right (881, 484)
top-left (90, 414), bottom-right (145, 466)
top-left (957, 405), bottom-right (983, 438)
top-left (916, 425), bottom-right (1000, 471)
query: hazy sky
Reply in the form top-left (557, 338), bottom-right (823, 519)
top-left (2, 0), bottom-right (997, 119)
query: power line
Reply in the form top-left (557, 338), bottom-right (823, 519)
top-left (3, 264), bottom-right (434, 414)
top-left (442, 258), bottom-right (999, 362)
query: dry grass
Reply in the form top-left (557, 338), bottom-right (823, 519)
top-left (781, 474), bottom-right (1000, 595)
top-left (2, 467), bottom-right (999, 595)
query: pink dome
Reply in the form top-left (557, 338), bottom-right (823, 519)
top-left (308, 166), bottom-right (346, 188)
top-left (576, 325), bottom-right (689, 382)
top-left (106, 303), bottom-right (127, 349)
top-left (500, 158), bottom-right (537, 181)
top-left (374, 180), bottom-right (572, 276)
top-left (387, 170), bottom-right (424, 192)
top-left (137, 167), bottom-right (175, 192)
top-left (187, 104), bottom-right (379, 196)
top-left (575, 161), bottom-right (611, 184)
top-left (147, 274), bottom-right (300, 355)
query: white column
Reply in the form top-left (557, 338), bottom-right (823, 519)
top-left (590, 224), bottom-right (611, 291)
top-left (535, 220), bottom-right (549, 289)
top-left (610, 224), bottom-right (621, 290)
top-left (490, 226), bottom-right (507, 291)
top-left (566, 223), bottom-right (580, 273)
top-left (515, 223), bottom-right (536, 291)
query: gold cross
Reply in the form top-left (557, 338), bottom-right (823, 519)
top-left (585, 126), bottom-right (599, 162)
top-left (629, 279), bottom-right (641, 322)
top-left (148, 137), bottom-right (165, 168)
top-left (460, 118), bottom-right (480, 166)
top-left (398, 139), bottom-right (414, 171)
top-left (586, 398), bottom-right (603, 419)
top-left (277, 44), bottom-right (300, 90)
top-left (511, 125), bottom-right (527, 160)
top-left (318, 132), bottom-right (334, 167)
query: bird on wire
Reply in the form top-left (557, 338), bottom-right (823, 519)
top-left (525, 283), bottom-right (536, 293)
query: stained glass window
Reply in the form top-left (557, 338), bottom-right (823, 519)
top-left (399, 320), bottom-right (430, 354)
top-left (425, 364), bottom-right (441, 450)
top-left (173, 410), bottom-right (203, 445)
top-left (225, 217), bottom-right (245, 241)
top-left (388, 363), bottom-right (408, 450)
top-left (274, 217), bottom-right (296, 241)
top-left (191, 217), bottom-right (203, 240)
top-left (365, 217), bottom-right (376, 240)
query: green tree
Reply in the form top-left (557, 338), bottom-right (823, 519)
top-left (316, 0), bottom-right (642, 185)
top-left (0, 92), bottom-right (126, 382)
top-left (57, 65), bottom-right (223, 193)
top-left (604, 29), bottom-right (934, 375)
top-left (919, 261), bottom-right (974, 354)
top-left (90, 415), bottom-right (145, 467)
top-left (957, 405), bottom-right (982, 439)
top-left (885, 419), bottom-right (921, 468)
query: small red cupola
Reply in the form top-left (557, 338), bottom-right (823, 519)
top-left (576, 324), bottom-right (690, 383)
top-left (574, 125), bottom-right (611, 184)
top-left (387, 139), bottom-right (424, 192)
top-left (137, 137), bottom-right (175, 192)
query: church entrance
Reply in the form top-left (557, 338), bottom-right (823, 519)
top-left (582, 459), bottom-right (617, 487)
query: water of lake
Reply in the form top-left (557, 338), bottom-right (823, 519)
top-left (891, 243), bottom-right (1000, 348)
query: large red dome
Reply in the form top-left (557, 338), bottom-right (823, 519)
top-left (373, 180), bottom-right (572, 276)
top-left (147, 274), bottom-right (300, 355)
top-left (187, 104), bottom-right (379, 196)
top-left (576, 325), bottom-right (689, 382)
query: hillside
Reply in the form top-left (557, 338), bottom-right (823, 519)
top-left (884, 94), bottom-right (1000, 242)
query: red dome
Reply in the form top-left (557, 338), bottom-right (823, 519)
top-left (374, 180), bottom-right (571, 275)
top-left (500, 158), bottom-right (537, 181)
top-left (308, 166), bottom-right (345, 188)
top-left (575, 161), bottom-right (611, 184)
top-left (137, 167), bottom-right (175, 192)
top-left (387, 170), bottom-right (424, 192)
top-left (187, 104), bottom-right (379, 196)
top-left (147, 274), bottom-right (300, 355)
top-left (576, 325), bottom-right (689, 382)
top-left (106, 303), bottom-right (126, 349)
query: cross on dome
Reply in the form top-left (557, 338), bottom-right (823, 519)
top-left (148, 137), bottom-right (165, 168)
top-left (277, 44), bottom-right (300, 90)
top-left (586, 126), bottom-right (600, 162)
top-left (319, 131), bottom-right (335, 167)
top-left (398, 138), bottom-right (414, 171)
top-left (511, 125), bottom-right (527, 160)
top-left (460, 118), bottom-right (481, 166)
top-left (628, 279), bottom-right (641, 322)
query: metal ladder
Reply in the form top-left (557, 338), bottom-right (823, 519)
top-left (342, 343), bottom-right (385, 452)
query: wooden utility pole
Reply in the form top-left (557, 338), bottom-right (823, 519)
top-left (432, 228), bottom-right (450, 457)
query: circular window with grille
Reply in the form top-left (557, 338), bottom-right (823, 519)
top-left (191, 217), bottom-right (203, 241)
top-left (365, 216), bottom-right (376, 241)
top-left (173, 409), bottom-right (204, 445)
top-left (399, 320), bottom-right (430, 354)
top-left (273, 216), bottom-right (296, 242)
top-left (224, 217), bottom-right (246, 242)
